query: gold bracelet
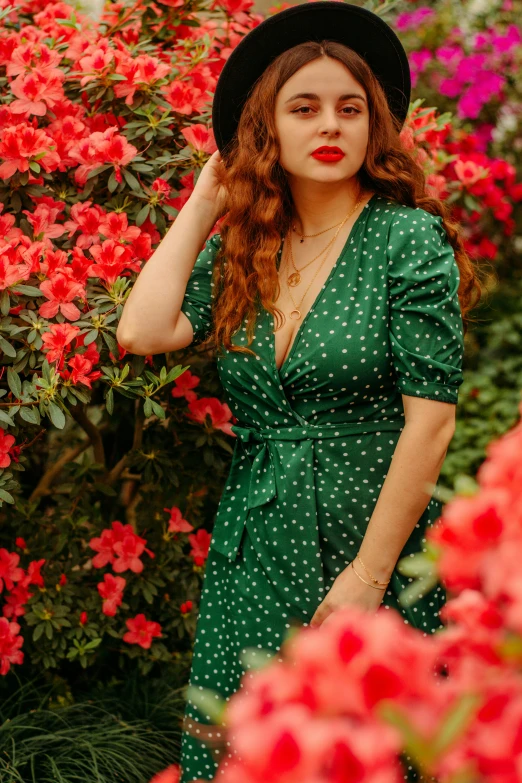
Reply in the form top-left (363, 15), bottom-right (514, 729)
top-left (351, 562), bottom-right (388, 590)
top-left (356, 554), bottom-right (390, 587)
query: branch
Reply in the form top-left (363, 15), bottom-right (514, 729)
top-left (69, 403), bottom-right (106, 469)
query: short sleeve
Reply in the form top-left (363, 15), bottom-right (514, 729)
top-left (386, 209), bottom-right (464, 404)
top-left (179, 232), bottom-right (221, 346)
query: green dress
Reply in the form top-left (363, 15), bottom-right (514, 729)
top-left (179, 194), bottom-right (464, 782)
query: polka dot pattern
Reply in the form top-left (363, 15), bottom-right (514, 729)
top-left (179, 195), bottom-right (465, 782)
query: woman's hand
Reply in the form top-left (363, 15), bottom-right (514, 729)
top-left (309, 562), bottom-right (388, 628)
top-left (191, 149), bottom-right (229, 217)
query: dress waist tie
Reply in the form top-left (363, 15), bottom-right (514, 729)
top-left (209, 418), bottom-right (405, 562)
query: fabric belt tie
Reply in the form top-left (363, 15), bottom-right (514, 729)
top-left (209, 418), bottom-right (406, 562)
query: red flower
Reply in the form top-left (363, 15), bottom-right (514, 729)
top-left (79, 611), bottom-right (88, 625)
top-left (149, 764), bottom-right (180, 783)
top-left (186, 396), bottom-right (236, 436)
top-left (163, 506), bottom-right (194, 534)
top-left (39, 271), bottom-right (85, 321)
top-left (0, 428), bottom-right (16, 469)
top-left (0, 123), bottom-right (60, 179)
top-left (171, 369), bottom-right (200, 403)
top-left (0, 617), bottom-right (24, 675)
top-left (0, 549), bottom-right (25, 593)
top-left (188, 529), bottom-right (211, 566)
top-left (123, 613), bottom-right (162, 649)
top-left (41, 323), bottom-right (80, 365)
top-left (180, 123), bottom-right (217, 154)
top-left (97, 573), bottom-right (126, 617)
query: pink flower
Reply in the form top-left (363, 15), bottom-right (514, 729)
top-left (123, 613), bottom-right (162, 649)
top-left (180, 124), bottom-right (217, 154)
top-left (171, 369), bottom-right (200, 402)
top-left (0, 617), bottom-right (24, 675)
top-left (62, 201), bottom-right (107, 249)
top-left (0, 124), bottom-right (60, 179)
top-left (97, 573), bottom-right (126, 617)
top-left (164, 506), bottom-right (194, 534)
top-left (10, 70), bottom-right (65, 117)
top-left (188, 529), bottom-right (211, 566)
top-left (41, 323), bottom-right (81, 365)
top-left (0, 549), bottom-right (24, 592)
top-left (149, 765), bottom-right (180, 783)
top-left (64, 353), bottom-right (102, 389)
top-left (0, 429), bottom-right (16, 469)
top-left (186, 397), bottom-right (236, 436)
top-left (39, 271), bottom-right (85, 321)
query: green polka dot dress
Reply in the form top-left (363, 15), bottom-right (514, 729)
top-left (178, 194), bottom-right (464, 782)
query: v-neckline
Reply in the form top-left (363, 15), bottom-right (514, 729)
top-left (270, 193), bottom-right (378, 379)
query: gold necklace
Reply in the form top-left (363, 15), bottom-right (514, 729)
top-left (287, 190), bottom-right (364, 287)
top-left (292, 215), bottom-right (346, 244)
top-left (284, 206), bottom-right (356, 321)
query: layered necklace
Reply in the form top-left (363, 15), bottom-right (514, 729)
top-left (282, 189), bottom-right (364, 320)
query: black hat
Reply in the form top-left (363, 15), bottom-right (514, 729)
top-left (212, 1), bottom-right (411, 153)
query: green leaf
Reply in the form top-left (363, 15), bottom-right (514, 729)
top-left (7, 367), bottom-right (21, 398)
top-left (0, 335), bottom-right (17, 357)
top-left (135, 204), bottom-right (150, 226)
top-left (0, 289), bottom-right (10, 315)
top-left (185, 685), bottom-right (227, 725)
top-left (83, 329), bottom-right (99, 346)
top-left (0, 488), bottom-right (14, 503)
top-left (122, 168), bottom-right (141, 191)
top-left (33, 623), bottom-right (45, 642)
top-left (11, 284), bottom-right (43, 297)
top-left (143, 397), bottom-right (152, 417)
top-left (150, 399), bottom-right (165, 419)
top-left (0, 410), bottom-right (14, 428)
top-left (19, 406), bottom-right (40, 425)
top-left (239, 646), bottom-right (276, 671)
top-left (108, 170), bottom-right (119, 193)
top-left (432, 692), bottom-right (482, 755)
top-left (48, 401), bottom-right (66, 429)
top-left (106, 387), bottom-right (114, 415)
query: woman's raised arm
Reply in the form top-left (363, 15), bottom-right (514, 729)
top-left (116, 151), bottom-right (227, 356)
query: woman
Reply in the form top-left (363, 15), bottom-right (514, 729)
top-left (117, 3), bottom-right (481, 781)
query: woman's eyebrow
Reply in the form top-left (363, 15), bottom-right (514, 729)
top-left (284, 92), bottom-right (367, 104)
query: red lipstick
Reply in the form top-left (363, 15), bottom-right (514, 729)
top-left (311, 145), bottom-right (345, 162)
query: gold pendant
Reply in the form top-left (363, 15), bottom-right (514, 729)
top-left (289, 308), bottom-right (301, 320)
top-left (287, 271), bottom-right (301, 286)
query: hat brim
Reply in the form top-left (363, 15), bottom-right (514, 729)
top-left (212, 1), bottom-right (411, 153)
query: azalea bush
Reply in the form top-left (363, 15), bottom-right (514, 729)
top-left (156, 401), bottom-right (522, 783)
top-left (394, 0), bottom-right (522, 278)
top-left (0, 0), bottom-right (520, 723)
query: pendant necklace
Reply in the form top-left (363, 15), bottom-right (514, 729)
top-left (283, 193), bottom-right (363, 321)
top-left (286, 190), bottom-right (364, 289)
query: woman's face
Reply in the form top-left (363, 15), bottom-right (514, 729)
top-left (274, 56), bottom-right (370, 188)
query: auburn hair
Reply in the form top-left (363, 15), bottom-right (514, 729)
top-left (206, 40), bottom-right (483, 359)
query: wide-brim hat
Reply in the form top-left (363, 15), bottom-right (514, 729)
top-left (212, 1), bottom-right (411, 154)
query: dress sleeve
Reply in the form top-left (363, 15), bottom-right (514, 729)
top-left (386, 209), bottom-right (465, 404)
top-left (179, 232), bottom-right (221, 346)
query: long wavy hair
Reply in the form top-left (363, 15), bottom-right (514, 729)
top-left (206, 40), bottom-right (483, 359)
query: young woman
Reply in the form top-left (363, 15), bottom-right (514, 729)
top-left (117, 3), bottom-right (481, 781)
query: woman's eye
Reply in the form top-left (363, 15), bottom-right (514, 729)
top-left (290, 106), bottom-right (360, 115)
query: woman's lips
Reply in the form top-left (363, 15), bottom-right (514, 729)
top-left (311, 151), bottom-right (345, 162)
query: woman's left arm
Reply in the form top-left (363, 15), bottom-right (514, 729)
top-left (356, 395), bottom-right (456, 583)
top-left (358, 207), bottom-right (465, 581)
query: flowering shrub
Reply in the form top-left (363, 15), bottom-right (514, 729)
top-left (393, 0), bottom-right (522, 277)
top-left (172, 402), bottom-right (522, 783)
